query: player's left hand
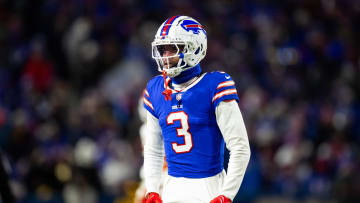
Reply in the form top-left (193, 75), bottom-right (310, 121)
top-left (210, 195), bottom-right (231, 203)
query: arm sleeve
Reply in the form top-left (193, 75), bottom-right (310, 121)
top-left (215, 100), bottom-right (251, 200)
top-left (143, 111), bottom-right (164, 194)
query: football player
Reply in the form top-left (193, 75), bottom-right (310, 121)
top-left (143, 16), bottom-right (250, 203)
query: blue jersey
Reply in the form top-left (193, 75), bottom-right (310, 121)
top-left (143, 71), bottom-right (239, 178)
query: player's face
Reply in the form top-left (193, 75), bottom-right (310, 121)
top-left (157, 44), bottom-right (182, 69)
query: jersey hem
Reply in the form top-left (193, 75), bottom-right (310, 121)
top-left (167, 167), bottom-right (223, 179)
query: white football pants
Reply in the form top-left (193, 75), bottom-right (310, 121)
top-left (161, 170), bottom-right (226, 203)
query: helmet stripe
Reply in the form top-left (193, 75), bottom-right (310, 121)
top-left (160, 15), bottom-right (180, 36)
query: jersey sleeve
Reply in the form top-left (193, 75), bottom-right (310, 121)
top-left (143, 83), bottom-right (158, 119)
top-left (212, 72), bottom-right (239, 109)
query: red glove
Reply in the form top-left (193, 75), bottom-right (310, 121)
top-left (210, 195), bottom-right (231, 203)
top-left (145, 192), bottom-right (162, 203)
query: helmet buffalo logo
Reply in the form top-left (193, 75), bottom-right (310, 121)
top-left (180, 20), bottom-right (206, 35)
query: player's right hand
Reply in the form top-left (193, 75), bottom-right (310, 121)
top-left (145, 192), bottom-right (162, 203)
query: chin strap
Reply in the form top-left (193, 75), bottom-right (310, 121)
top-left (162, 71), bottom-right (172, 101)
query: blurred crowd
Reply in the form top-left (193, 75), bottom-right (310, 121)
top-left (0, 0), bottom-right (359, 202)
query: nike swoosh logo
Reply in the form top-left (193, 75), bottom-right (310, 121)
top-left (225, 76), bottom-right (230, 79)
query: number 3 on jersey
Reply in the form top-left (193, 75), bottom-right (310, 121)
top-left (167, 111), bottom-right (193, 153)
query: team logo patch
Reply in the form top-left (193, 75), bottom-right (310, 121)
top-left (180, 20), bottom-right (206, 35)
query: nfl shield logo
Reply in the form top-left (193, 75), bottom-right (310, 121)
top-left (176, 93), bottom-right (182, 101)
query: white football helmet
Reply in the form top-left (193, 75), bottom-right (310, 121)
top-left (152, 16), bottom-right (207, 77)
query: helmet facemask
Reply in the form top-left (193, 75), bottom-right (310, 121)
top-left (152, 40), bottom-right (190, 77)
